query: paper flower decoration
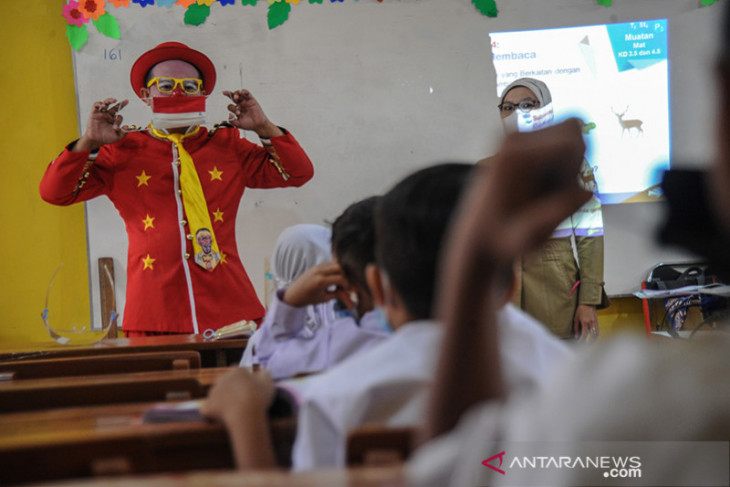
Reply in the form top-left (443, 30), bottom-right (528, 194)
top-left (63, 1), bottom-right (91, 26)
top-left (78, 0), bottom-right (107, 21)
top-left (184, 3), bottom-right (211, 24)
top-left (107, 0), bottom-right (131, 6)
top-left (157, 0), bottom-right (176, 7)
top-left (176, 0), bottom-right (196, 6)
top-left (471, 0), bottom-right (497, 17)
top-left (197, 0), bottom-right (216, 6)
top-left (132, 0), bottom-right (155, 6)
top-left (220, 0), bottom-right (236, 5)
top-left (268, 0), bottom-right (290, 28)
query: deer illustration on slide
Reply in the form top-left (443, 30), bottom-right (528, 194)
top-left (611, 106), bottom-right (644, 136)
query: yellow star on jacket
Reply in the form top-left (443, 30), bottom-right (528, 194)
top-left (209, 166), bottom-right (223, 181)
top-left (142, 254), bottom-right (155, 270)
top-left (136, 170), bottom-right (151, 187)
top-left (213, 208), bottom-right (224, 222)
top-left (142, 214), bottom-right (155, 230)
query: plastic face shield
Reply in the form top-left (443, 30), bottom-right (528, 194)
top-left (41, 264), bottom-right (117, 345)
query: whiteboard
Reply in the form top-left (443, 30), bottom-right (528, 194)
top-left (72, 0), bottom-right (720, 328)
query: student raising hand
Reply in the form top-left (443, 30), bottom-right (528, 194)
top-left (427, 119), bottom-right (591, 439)
top-left (465, 118), bottom-right (591, 263)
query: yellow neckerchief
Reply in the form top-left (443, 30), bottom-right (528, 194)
top-left (150, 125), bottom-right (220, 272)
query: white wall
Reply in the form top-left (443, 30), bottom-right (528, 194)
top-left (73, 0), bottom-right (722, 328)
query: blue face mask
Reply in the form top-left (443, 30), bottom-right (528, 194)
top-left (334, 298), bottom-right (360, 323)
top-left (372, 306), bottom-right (394, 334)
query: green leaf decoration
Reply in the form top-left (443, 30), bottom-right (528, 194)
top-left (701, 0), bottom-right (720, 6)
top-left (241, 0), bottom-right (257, 5)
top-left (184, 4), bottom-right (211, 26)
top-left (472, 0), bottom-right (497, 18)
top-left (309, 0), bottom-right (324, 4)
top-left (268, 1), bottom-right (291, 29)
top-left (66, 24), bottom-right (89, 51)
top-left (597, 0), bottom-right (612, 6)
top-left (92, 13), bottom-right (121, 40)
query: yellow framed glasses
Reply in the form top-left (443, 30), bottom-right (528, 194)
top-left (147, 76), bottom-right (203, 95)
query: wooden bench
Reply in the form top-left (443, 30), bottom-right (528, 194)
top-left (0, 351), bottom-right (201, 380)
top-left (0, 368), bottom-right (229, 413)
top-left (0, 334), bottom-right (248, 367)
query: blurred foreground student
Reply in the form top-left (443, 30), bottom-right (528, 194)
top-left (241, 198), bottom-right (389, 379)
top-left (408, 114), bottom-right (730, 485)
top-left (202, 163), bottom-right (572, 470)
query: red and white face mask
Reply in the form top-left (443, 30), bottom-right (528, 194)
top-left (151, 96), bottom-right (207, 130)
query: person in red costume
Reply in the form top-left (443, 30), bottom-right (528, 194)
top-left (40, 42), bottom-right (314, 337)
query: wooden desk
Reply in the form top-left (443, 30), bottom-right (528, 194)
top-left (0, 401), bottom-right (297, 485)
top-left (25, 466), bottom-right (405, 487)
top-left (0, 367), bottom-right (230, 413)
top-left (0, 335), bottom-right (247, 367)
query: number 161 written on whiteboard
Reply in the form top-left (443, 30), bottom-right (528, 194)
top-left (103, 48), bottom-right (121, 61)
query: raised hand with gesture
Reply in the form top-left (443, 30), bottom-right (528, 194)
top-left (73, 98), bottom-right (129, 152)
top-left (223, 89), bottom-right (283, 139)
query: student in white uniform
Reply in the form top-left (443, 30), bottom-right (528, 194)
top-left (202, 162), bottom-right (572, 471)
top-left (289, 162), bottom-right (572, 471)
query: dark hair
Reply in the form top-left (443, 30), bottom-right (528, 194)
top-left (331, 196), bottom-right (379, 294)
top-left (375, 163), bottom-right (473, 320)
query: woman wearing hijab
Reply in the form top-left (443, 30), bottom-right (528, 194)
top-left (492, 78), bottom-right (608, 340)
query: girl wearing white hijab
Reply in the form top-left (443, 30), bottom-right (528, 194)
top-left (270, 223), bottom-right (335, 335)
top-left (240, 224), bottom-right (336, 369)
top-left (240, 200), bottom-right (389, 379)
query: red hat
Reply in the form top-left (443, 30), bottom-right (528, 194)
top-left (130, 41), bottom-right (216, 97)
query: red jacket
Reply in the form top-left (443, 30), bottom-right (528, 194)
top-left (40, 127), bottom-right (314, 334)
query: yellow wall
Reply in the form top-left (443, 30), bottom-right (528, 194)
top-left (0, 1), bottom-right (89, 343)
